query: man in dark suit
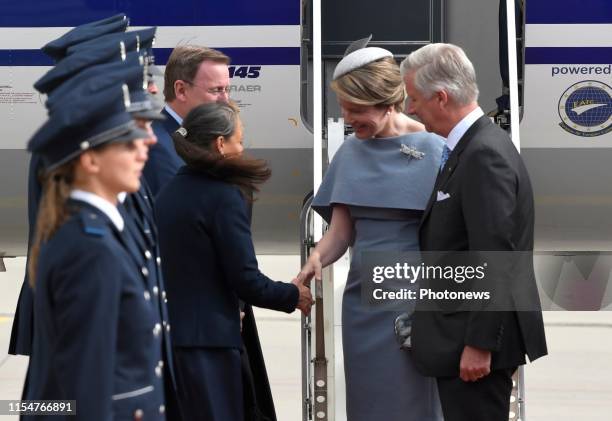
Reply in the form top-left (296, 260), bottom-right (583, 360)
top-left (143, 45), bottom-right (231, 195)
top-left (401, 43), bottom-right (547, 421)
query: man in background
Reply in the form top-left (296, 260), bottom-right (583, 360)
top-left (143, 45), bottom-right (230, 194)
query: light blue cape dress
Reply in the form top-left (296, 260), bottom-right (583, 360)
top-left (312, 131), bottom-right (445, 421)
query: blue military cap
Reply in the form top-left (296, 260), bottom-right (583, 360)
top-left (133, 27), bottom-right (157, 59)
top-left (34, 41), bottom-right (129, 94)
top-left (66, 27), bottom-right (156, 56)
top-left (44, 52), bottom-right (164, 121)
top-left (41, 14), bottom-right (129, 62)
top-left (131, 27), bottom-right (164, 77)
top-left (44, 52), bottom-right (144, 110)
top-left (79, 13), bottom-right (127, 28)
top-left (125, 64), bottom-right (165, 120)
top-left (28, 82), bottom-right (148, 171)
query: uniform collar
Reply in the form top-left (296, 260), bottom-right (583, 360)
top-left (164, 104), bottom-right (183, 125)
top-left (445, 106), bottom-right (484, 151)
top-left (70, 189), bottom-right (125, 231)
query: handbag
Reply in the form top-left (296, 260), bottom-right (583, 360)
top-left (394, 312), bottom-right (413, 350)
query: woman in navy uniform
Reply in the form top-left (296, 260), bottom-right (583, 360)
top-left (9, 13), bottom-right (130, 359)
top-left (155, 102), bottom-right (313, 421)
top-left (24, 81), bottom-right (168, 421)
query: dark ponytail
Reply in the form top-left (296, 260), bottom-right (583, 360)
top-left (172, 102), bottom-right (271, 199)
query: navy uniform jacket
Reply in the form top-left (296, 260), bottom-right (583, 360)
top-left (155, 166), bottom-right (299, 349)
top-left (143, 108), bottom-right (184, 196)
top-left (25, 201), bottom-right (167, 421)
top-left (11, 162), bottom-right (182, 419)
top-left (121, 180), bottom-right (183, 421)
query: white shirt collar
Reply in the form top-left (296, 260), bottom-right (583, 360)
top-left (117, 192), bottom-right (128, 204)
top-left (70, 189), bottom-right (125, 232)
top-left (445, 106), bottom-right (484, 151)
top-left (164, 104), bottom-right (183, 125)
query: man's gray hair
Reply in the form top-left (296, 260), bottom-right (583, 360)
top-left (400, 43), bottom-right (479, 105)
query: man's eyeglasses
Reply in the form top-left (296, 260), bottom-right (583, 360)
top-left (183, 80), bottom-right (231, 95)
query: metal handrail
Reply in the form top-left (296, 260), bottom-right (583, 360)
top-left (300, 192), bottom-right (315, 421)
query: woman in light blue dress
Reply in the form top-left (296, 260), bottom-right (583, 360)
top-left (298, 38), bottom-right (445, 420)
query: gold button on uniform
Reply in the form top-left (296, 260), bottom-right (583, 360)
top-left (141, 267), bottom-right (149, 277)
top-left (144, 250), bottom-right (152, 259)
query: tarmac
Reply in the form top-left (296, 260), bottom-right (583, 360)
top-left (1, 255), bottom-right (611, 420)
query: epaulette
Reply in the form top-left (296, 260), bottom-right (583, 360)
top-left (78, 210), bottom-right (109, 237)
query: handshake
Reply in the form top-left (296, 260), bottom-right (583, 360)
top-left (292, 251), bottom-right (323, 316)
top-left (292, 277), bottom-right (314, 315)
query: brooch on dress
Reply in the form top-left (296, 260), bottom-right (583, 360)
top-left (400, 144), bottom-right (425, 160)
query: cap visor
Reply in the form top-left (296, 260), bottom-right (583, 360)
top-left (110, 126), bottom-right (151, 143)
top-left (132, 110), bottom-right (166, 121)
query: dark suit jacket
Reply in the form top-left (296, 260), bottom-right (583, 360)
top-left (144, 108), bottom-right (184, 196)
top-left (155, 166), bottom-right (299, 349)
top-left (413, 115), bottom-right (547, 377)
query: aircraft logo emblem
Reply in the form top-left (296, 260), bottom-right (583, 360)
top-left (558, 80), bottom-right (612, 137)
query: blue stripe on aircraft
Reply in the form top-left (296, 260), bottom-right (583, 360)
top-left (0, 0), bottom-right (299, 27)
top-left (525, 47), bottom-right (612, 64)
top-left (526, 0), bottom-right (612, 24)
top-left (0, 47), bottom-right (300, 66)
top-left (155, 47), bottom-right (300, 65)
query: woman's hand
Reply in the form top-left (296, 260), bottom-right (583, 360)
top-left (296, 251), bottom-right (323, 287)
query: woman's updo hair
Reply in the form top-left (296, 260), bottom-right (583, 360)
top-left (172, 101), bottom-right (271, 199)
top-left (330, 56), bottom-right (406, 112)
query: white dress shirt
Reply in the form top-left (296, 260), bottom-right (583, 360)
top-left (164, 104), bottom-right (183, 125)
top-left (445, 107), bottom-right (484, 151)
top-left (70, 189), bottom-right (125, 231)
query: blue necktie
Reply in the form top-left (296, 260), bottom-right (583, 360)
top-left (439, 145), bottom-right (451, 171)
